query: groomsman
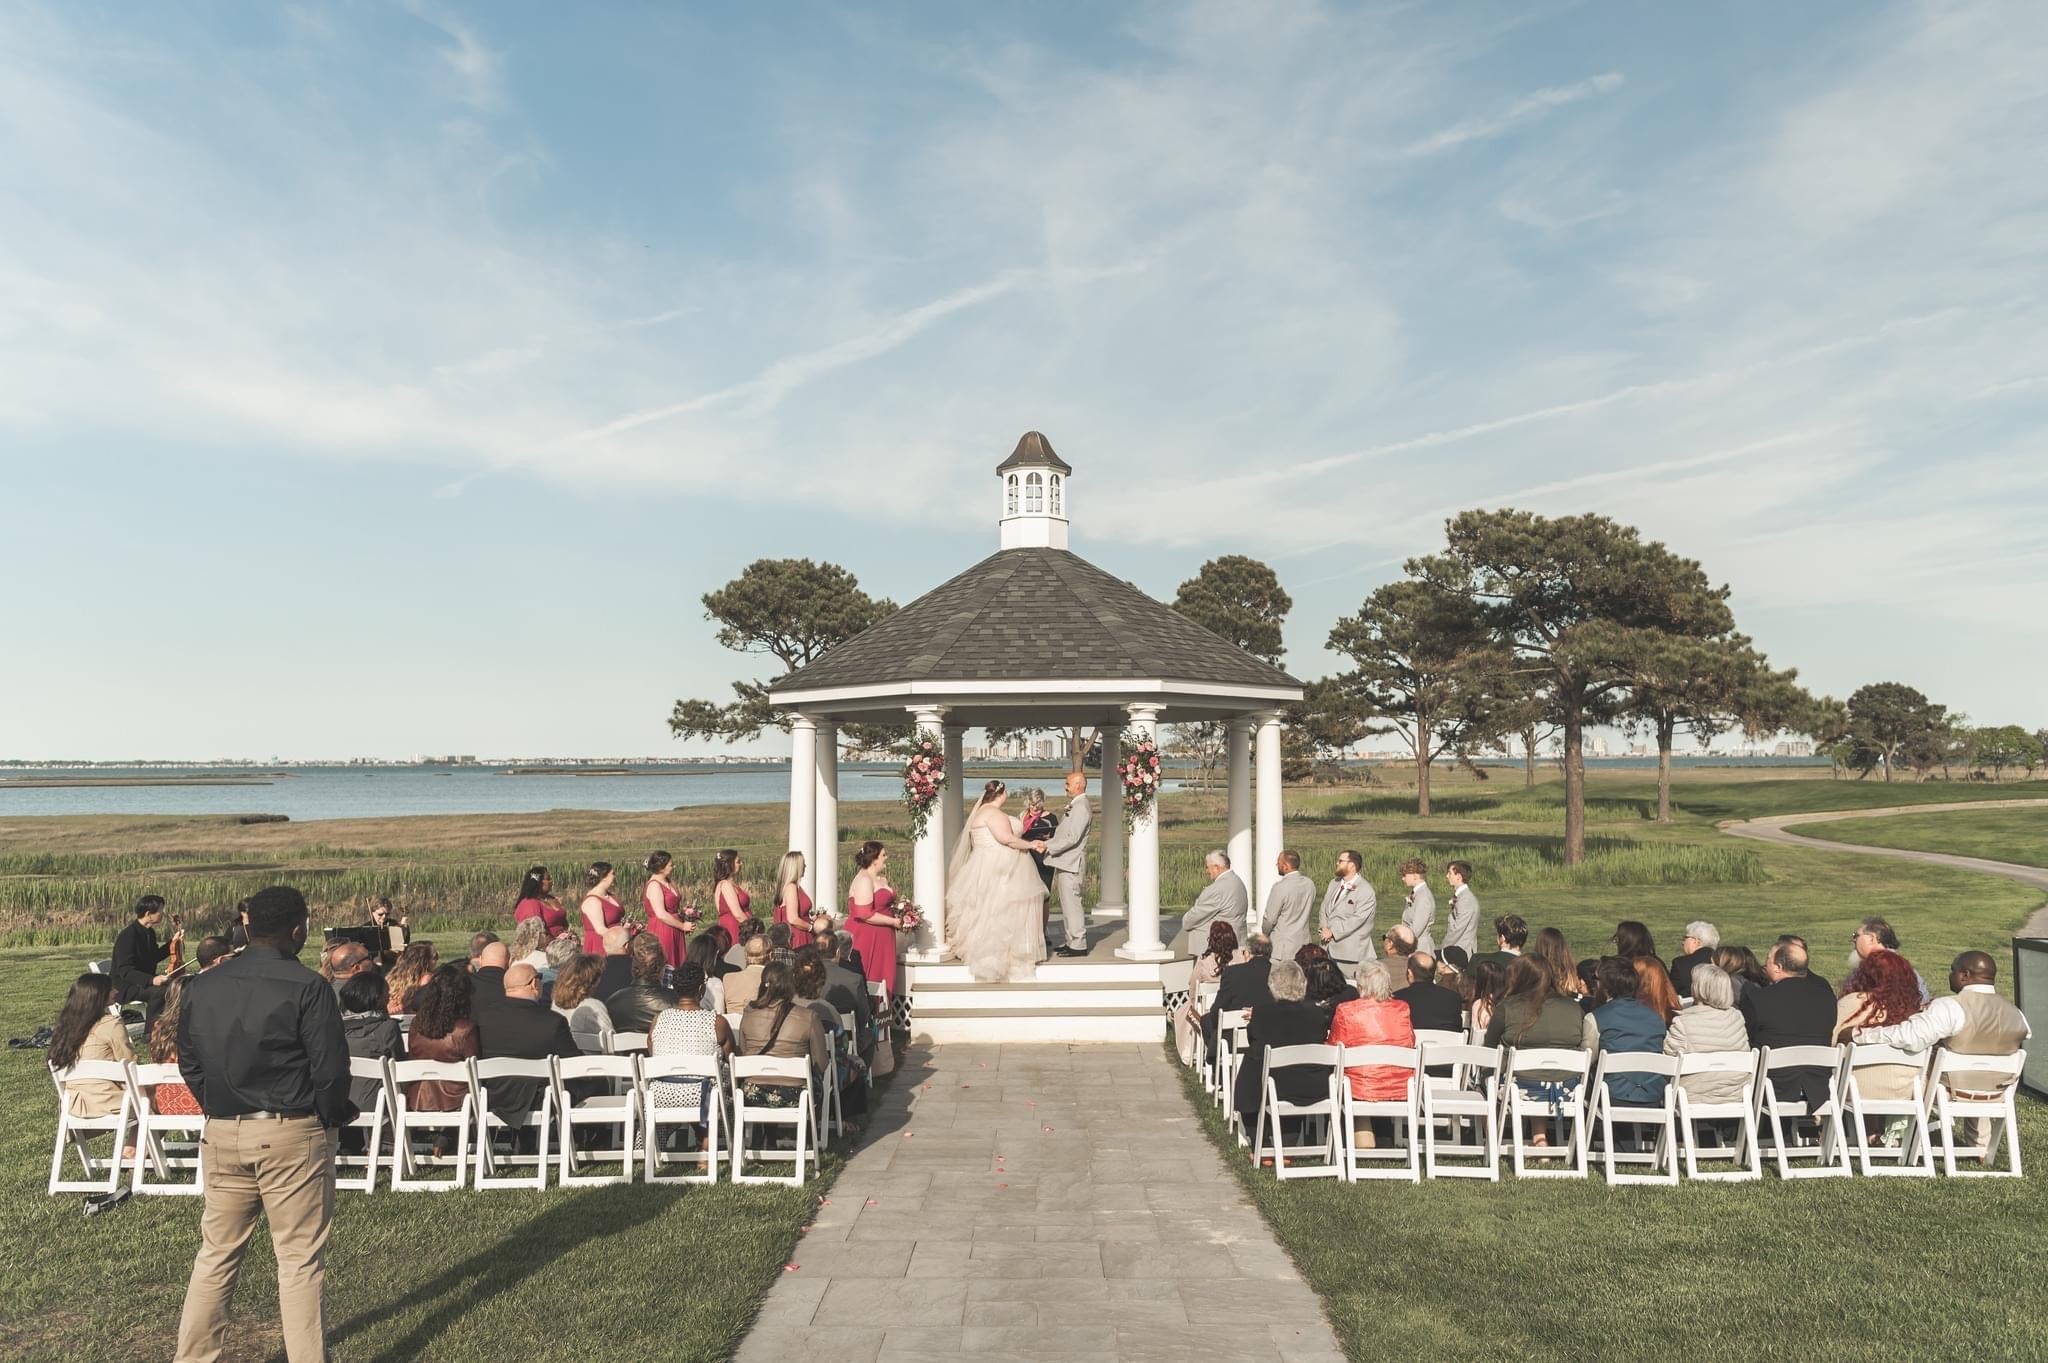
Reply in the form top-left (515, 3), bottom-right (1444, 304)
top-left (1041, 771), bottom-right (1094, 959)
top-left (1442, 860), bottom-right (1480, 959)
top-left (1318, 850), bottom-right (1377, 970)
top-left (1397, 858), bottom-right (1437, 956)
top-left (1263, 851), bottom-right (1316, 963)
top-left (1180, 851), bottom-right (1248, 953)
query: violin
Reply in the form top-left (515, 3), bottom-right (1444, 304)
top-left (164, 913), bottom-right (188, 977)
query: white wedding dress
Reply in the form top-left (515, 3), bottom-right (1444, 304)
top-left (945, 816), bottom-right (1048, 982)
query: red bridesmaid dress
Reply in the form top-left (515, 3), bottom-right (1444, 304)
top-left (580, 893), bottom-right (625, 957)
top-left (646, 880), bottom-right (687, 966)
top-left (514, 896), bottom-right (569, 939)
top-left (847, 886), bottom-right (900, 998)
top-left (716, 883), bottom-right (750, 946)
top-left (778, 886), bottom-right (815, 950)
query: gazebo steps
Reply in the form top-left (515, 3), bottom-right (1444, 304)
top-left (906, 956), bottom-right (1171, 1044)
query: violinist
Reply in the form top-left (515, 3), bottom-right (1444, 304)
top-left (111, 894), bottom-right (183, 1017)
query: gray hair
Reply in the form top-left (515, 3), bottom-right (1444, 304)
top-left (1688, 962), bottom-right (1735, 1010)
top-left (1686, 920), bottom-right (1721, 949)
top-left (1206, 849), bottom-right (1230, 870)
top-left (1353, 959), bottom-right (1394, 1002)
top-left (543, 933), bottom-right (581, 969)
top-left (1268, 960), bottom-right (1307, 1002)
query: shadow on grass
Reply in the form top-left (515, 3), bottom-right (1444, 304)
top-left (330, 1183), bottom-right (685, 1363)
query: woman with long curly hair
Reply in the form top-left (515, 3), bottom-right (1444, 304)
top-left (1836, 948), bottom-right (1926, 1101)
top-left (1175, 920), bottom-right (1243, 1064)
top-left (403, 964), bottom-right (478, 1113)
top-left (386, 941), bottom-right (438, 1015)
top-left (146, 974), bottom-right (203, 1115)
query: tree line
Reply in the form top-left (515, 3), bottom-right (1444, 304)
top-left (667, 509), bottom-right (2040, 867)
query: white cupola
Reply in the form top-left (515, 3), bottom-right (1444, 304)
top-left (996, 430), bottom-right (1072, 550)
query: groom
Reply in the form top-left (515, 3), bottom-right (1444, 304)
top-left (1041, 770), bottom-right (1092, 959)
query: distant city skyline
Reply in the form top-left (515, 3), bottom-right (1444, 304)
top-left (4, 2), bottom-right (2042, 762)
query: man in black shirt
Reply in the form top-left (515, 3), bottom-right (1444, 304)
top-left (1743, 940), bottom-right (1838, 1110)
top-left (1202, 933), bottom-right (1276, 1056)
top-left (1394, 952), bottom-right (1464, 1034)
top-left (173, 885), bottom-right (352, 1363)
top-left (111, 894), bottom-right (181, 1015)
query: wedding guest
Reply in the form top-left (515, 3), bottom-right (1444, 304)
top-left (767, 921), bottom-right (796, 965)
top-left (386, 942), bottom-right (438, 1014)
top-left (338, 969), bottom-right (402, 1118)
top-left (846, 841), bottom-right (909, 1000)
top-left (1855, 950), bottom-right (2030, 1146)
top-left (1835, 948), bottom-right (1926, 1101)
top-left (684, 933), bottom-right (729, 1012)
top-left (50, 975), bottom-right (134, 1129)
top-left (513, 864), bottom-right (569, 939)
top-left (816, 930), bottom-right (876, 1064)
top-left (643, 851), bottom-right (695, 968)
top-left (724, 916), bottom-right (764, 970)
top-left (1529, 927), bottom-right (1582, 1003)
top-left (1632, 956), bottom-right (1682, 1025)
top-left (649, 963), bottom-right (733, 1133)
top-left (550, 955), bottom-right (613, 1054)
top-left (704, 925), bottom-right (738, 977)
top-left (1853, 916), bottom-right (1930, 1004)
top-left (1204, 933), bottom-right (1276, 1057)
top-left (509, 917), bottom-right (550, 976)
top-left (319, 941), bottom-right (371, 986)
top-left (195, 935), bottom-right (234, 972)
top-left (402, 966), bottom-right (478, 1114)
top-left (1472, 913), bottom-right (1527, 972)
top-left (1612, 921), bottom-right (1658, 962)
top-left (594, 925), bottom-right (635, 999)
top-left (1329, 959), bottom-right (1417, 1147)
top-left (737, 961), bottom-right (829, 1107)
top-left (1441, 860), bottom-right (1480, 960)
top-left (1485, 956), bottom-right (1597, 1148)
top-left (711, 849), bottom-right (751, 946)
top-left (793, 949), bottom-right (842, 1038)
top-left (1662, 964), bottom-right (1752, 1104)
top-left (475, 964), bottom-right (580, 1119)
top-left (725, 936), bottom-right (771, 1013)
top-left (1593, 957), bottom-right (1669, 1107)
top-left (1713, 944), bottom-right (1769, 1005)
top-left (469, 940), bottom-right (509, 1007)
top-left (1176, 922), bottom-right (1243, 1064)
top-left (1462, 957), bottom-right (1508, 1036)
top-left (146, 975), bottom-right (204, 1116)
top-left (542, 931), bottom-right (582, 980)
top-left (577, 862), bottom-right (625, 957)
top-left (1745, 939), bottom-right (1838, 1110)
top-left (605, 934), bottom-right (678, 1035)
top-left (1232, 960), bottom-right (1330, 1140)
top-left (1669, 921), bottom-right (1719, 997)
top-left (1395, 952), bottom-right (1464, 1035)
top-left (1304, 956), bottom-right (1356, 1016)
top-left (773, 851), bottom-right (816, 949)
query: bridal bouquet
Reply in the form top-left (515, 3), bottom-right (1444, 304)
top-left (902, 729), bottom-right (947, 840)
top-left (1118, 733), bottom-right (1163, 830)
top-left (896, 903), bottom-right (924, 932)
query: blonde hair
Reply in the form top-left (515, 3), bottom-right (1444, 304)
top-left (774, 850), bottom-right (806, 903)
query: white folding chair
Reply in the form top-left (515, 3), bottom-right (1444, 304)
top-left (608, 1031), bottom-right (649, 1056)
top-left (1674, 1052), bottom-right (1761, 1182)
top-left (1251, 1044), bottom-right (1344, 1180)
top-left (1412, 1028), bottom-right (1468, 1090)
top-left (1339, 1045), bottom-right (1421, 1182)
top-left (554, 1054), bottom-right (639, 1186)
top-left (1926, 1048), bottom-right (2025, 1178)
top-left (127, 1063), bottom-right (206, 1196)
top-left (1422, 1042), bottom-right (1502, 1180)
top-left (48, 1061), bottom-right (136, 1195)
top-left (1755, 1045), bottom-right (1850, 1179)
top-left (1208, 1008), bottom-right (1249, 1111)
top-left (334, 1058), bottom-right (391, 1194)
top-left (1843, 1043), bottom-right (1935, 1177)
top-left (472, 1058), bottom-right (556, 1190)
top-left (1590, 1053), bottom-right (1679, 1185)
top-left (730, 1056), bottom-right (817, 1185)
top-left (1502, 1048), bottom-right (1591, 1179)
top-left (867, 981), bottom-right (892, 1050)
top-left (386, 1059), bottom-right (473, 1191)
top-left (643, 1054), bottom-right (725, 1183)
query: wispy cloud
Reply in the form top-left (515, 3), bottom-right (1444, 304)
top-left (400, 0), bottom-right (500, 109)
top-left (1405, 71), bottom-right (1623, 157)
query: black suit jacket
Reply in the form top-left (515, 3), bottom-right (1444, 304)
top-left (1669, 947), bottom-right (1714, 998)
top-left (1203, 956), bottom-right (1275, 1054)
top-left (470, 966), bottom-right (507, 1006)
top-left (1234, 999), bottom-right (1331, 1121)
top-left (111, 920), bottom-right (169, 1002)
top-left (1743, 973), bottom-right (1838, 1107)
top-left (473, 995), bottom-right (579, 1112)
top-left (1394, 980), bottom-right (1464, 1035)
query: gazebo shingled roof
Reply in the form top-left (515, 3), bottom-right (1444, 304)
top-left (769, 548), bottom-right (1300, 694)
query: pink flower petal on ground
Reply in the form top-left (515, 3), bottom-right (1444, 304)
top-left (865, 1199), bottom-right (879, 1207)
top-left (784, 1263), bottom-right (801, 1272)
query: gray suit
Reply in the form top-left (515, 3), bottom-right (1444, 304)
top-left (1264, 871), bottom-right (1316, 964)
top-left (1320, 876), bottom-right (1377, 967)
top-left (1181, 870), bottom-right (1248, 955)
top-left (1040, 793), bottom-right (1092, 952)
top-left (1443, 884), bottom-right (1480, 959)
top-left (1402, 882), bottom-right (1438, 956)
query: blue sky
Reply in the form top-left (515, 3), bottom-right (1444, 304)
top-left (3, 0), bottom-right (2043, 760)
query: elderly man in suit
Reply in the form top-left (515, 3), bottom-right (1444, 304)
top-left (1263, 850), bottom-right (1316, 963)
top-left (1180, 850), bottom-right (1248, 954)
top-left (1318, 849), bottom-right (1377, 971)
top-left (1041, 770), bottom-right (1093, 959)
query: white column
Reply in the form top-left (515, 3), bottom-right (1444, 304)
top-left (1227, 715), bottom-right (1255, 928)
top-left (812, 720), bottom-right (838, 911)
top-left (1254, 709), bottom-right (1285, 914)
top-left (787, 714), bottom-right (818, 897)
top-left (1115, 704), bottom-right (1171, 961)
top-left (942, 724), bottom-right (966, 854)
top-left (1096, 723), bottom-right (1126, 918)
top-left (906, 705), bottom-right (949, 963)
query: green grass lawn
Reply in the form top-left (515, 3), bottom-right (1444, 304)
top-left (0, 938), bottom-right (837, 1363)
top-left (1800, 804), bottom-right (2048, 871)
top-left (1176, 1059), bottom-right (2048, 1363)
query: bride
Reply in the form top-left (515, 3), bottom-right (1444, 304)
top-left (946, 779), bottom-right (1050, 982)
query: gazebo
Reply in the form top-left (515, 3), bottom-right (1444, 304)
top-left (767, 433), bottom-right (1304, 1034)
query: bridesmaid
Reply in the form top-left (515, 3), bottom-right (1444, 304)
top-left (642, 850), bottom-right (695, 967)
top-left (577, 861), bottom-right (624, 957)
top-left (773, 851), bottom-right (815, 949)
top-left (846, 840), bottom-right (909, 1002)
top-left (513, 865), bottom-right (569, 939)
top-left (711, 848), bottom-right (750, 945)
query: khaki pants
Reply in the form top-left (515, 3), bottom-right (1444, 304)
top-left (174, 1115), bottom-right (336, 1363)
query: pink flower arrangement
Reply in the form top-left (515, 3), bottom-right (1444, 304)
top-left (897, 904), bottom-right (924, 932)
top-left (1117, 735), bottom-right (1165, 830)
top-left (902, 728), bottom-right (948, 840)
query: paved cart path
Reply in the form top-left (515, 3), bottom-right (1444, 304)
top-left (735, 1042), bottom-right (1343, 1363)
top-left (1721, 798), bottom-right (2048, 936)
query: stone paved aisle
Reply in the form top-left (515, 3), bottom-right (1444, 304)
top-left (735, 1042), bottom-right (1343, 1363)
